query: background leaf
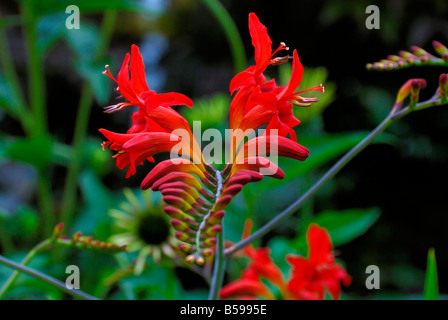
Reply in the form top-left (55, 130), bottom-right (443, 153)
top-left (294, 207), bottom-right (381, 250)
top-left (424, 248), bottom-right (439, 300)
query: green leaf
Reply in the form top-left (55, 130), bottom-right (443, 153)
top-left (37, 13), bottom-right (66, 55)
top-left (0, 73), bottom-right (21, 118)
top-left (6, 135), bottom-right (53, 171)
top-left (424, 248), bottom-right (439, 300)
top-left (294, 207), bottom-right (381, 250)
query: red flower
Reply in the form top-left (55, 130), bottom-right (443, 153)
top-left (229, 13), bottom-right (323, 143)
top-left (286, 224), bottom-right (352, 300)
top-left (220, 222), bottom-right (351, 300)
top-left (100, 44), bottom-right (204, 179)
top-left (102, 44), bottom-right (193, 133)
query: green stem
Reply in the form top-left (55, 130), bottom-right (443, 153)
top-left (38, 172), bottom-right (56, 237)
top-left (0, 254), bottom-right (98, 300)
top-left (21, 2), bottom-right (46, 135)
top-left (225, 115), bottom-right (395, 256)
top-left (225, 94), bottom-right (447, 256)
top-left (208, 225), bottom-right (226, 300)
top-left (60, 10), bottom-right (116, 227)
top-left (200, 0), bottom-right (246, 73)
top-left (0, 239), bottom-right (52, 299)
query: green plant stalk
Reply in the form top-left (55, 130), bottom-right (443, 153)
top-left (60, 10), bottom-right (117, 227)
top-left (208, 225), bottom-right (226, 300)
top-left (0, 239), bottom-right (52, 299)
top-left (200, 0), bottom-right (246, 73)
top-left (21, 3), bottom-right (46, 135)
top-left (0, 254), bottom-right (98, 300)
top-left (38, 174), bottom-right (56, 237)
top-left (225, 95), bottom-right (447, 256)
top-left (0, 220), bottom-right (14, 254)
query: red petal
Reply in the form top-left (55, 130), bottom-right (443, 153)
top-left (278, 50), bottom-right (304, 98)
top-left (229, 68), bottom-right (257, 94)
top-left (145, 92), bottom-right (193, 109)
top-left (130, 44), bottom-right (150, 94)
top-left (307, 224), bottom-right (333, 265)
top-left (248, 12), bottom-right (272, 75)
top-left (236, 135), bottom-right (309, 163)
top-left (141, 159), bottom-right (205, 190)
top-left (233, 156), bottom-right (284, 179)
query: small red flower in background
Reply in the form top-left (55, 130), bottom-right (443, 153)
top-left (220, 222), bottom-right (351, 300)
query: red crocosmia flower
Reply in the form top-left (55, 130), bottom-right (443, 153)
top-left (229, 13), bottom-right (323, 145)
top-left (286, 224), bottom-right (352, 300)
top-left (102, 44), bottom-right (193, 128)
top-left (220, 222), bottom-right (351, 300)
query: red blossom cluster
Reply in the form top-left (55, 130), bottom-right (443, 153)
top-left (100, 13), bottom-right (324, 265)
top-left (220, 222), bottom-right (351, 300)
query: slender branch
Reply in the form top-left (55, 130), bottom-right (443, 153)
top-left (208, 225), bottom-right (226, 300)
top-left (0, 239), bottom-right (52, 299)
top-left (200, 0), bottom-right (246, 73)
top-left (0, 254), bottom-right (98, 300)
top-left (225, 94), bottom-right (447, 256)
top-left (60, 10), bottom-right (117, 227)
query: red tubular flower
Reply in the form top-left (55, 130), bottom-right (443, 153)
top-left (286, 224), bottom-right (352, 300)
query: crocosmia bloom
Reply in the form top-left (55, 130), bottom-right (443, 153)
top-left (220, 222), bottom-right (351, 300)
top-left (100, 13), bottom-right (322, 266)
top-left (286, 224), bottom-right (352, 300)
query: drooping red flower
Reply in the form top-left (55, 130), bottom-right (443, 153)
top-left (286, 224), bottom-right (352, 300)
top-left (220, 222), bottom-right (351, 300)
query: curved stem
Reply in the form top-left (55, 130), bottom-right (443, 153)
top-left (225, 93), bottom-right (448, 256)
top-left (0, 254), bottom-right (98, 300)
top-left (225, 115), bottom-right (394, 256)
top-left (200, 0), bottom-right (246, 73)
top-left (0, 239), bottom-right (52, 299)
top-left (208, 224), bottom-right (226, 300)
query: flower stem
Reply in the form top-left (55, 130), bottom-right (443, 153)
top-left (208, 224), bottom-right (226, 300)
top-left (21, 2), bottom-right (46, 135)
top-left (60, 10), bottom-right (116, 228)
top-left (225, 115), bottom-right (394, 256)
top-left (0, 239), bottom-right (52, 299)
top-left (200, 0), bottom-right (246, 73)
top-left (226, 93), bottom-right (448, 256)
top-left (0, 254), bottom-right (98, 300)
